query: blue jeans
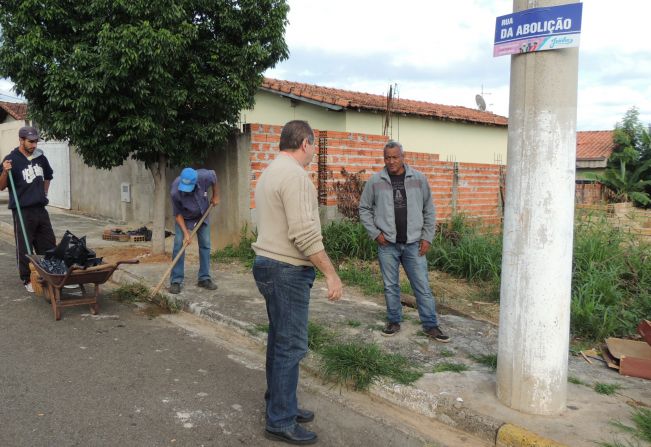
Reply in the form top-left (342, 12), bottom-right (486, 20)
top-left (252, 256), bottom-right (315, 432)
top-left (170, 221), bottom-right (212, 285)
top-left (377, 242), bottom-right (439, 330)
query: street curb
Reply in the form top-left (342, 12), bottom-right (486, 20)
top-left (108, 267), bottom-right (573, 447)
top-left (5, 237), bottom-right (571, 447)
top-left (496, 424), bottom-right (569, 447)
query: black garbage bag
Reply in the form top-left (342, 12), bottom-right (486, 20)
top-left (45, 230), bottom-right (102, 268)
top-left (40, 257), bottom-right (67, 275)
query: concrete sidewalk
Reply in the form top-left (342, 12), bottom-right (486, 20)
top-left (1, 203), bottom-right (649, 447)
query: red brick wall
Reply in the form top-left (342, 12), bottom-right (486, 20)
top-left (246, 123), bottom-right (504, 227)
top-left (575, 181), bottom-right (606, 205)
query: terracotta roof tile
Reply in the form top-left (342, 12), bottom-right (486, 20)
top-left (262, 78), bottom-right (508, 127)
top-left (0, 101), bottom-right (27, 120)
top-left (576, 130), bottom-right (614, 160)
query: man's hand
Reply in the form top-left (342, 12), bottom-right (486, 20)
top-left (183, 231), bottom-right (192, 246)
top-left (376, 233), bottom-right (389, 246)
top-left (325, 273), bottom-right (343, 301)
top-left (210, 196), bottom-right (220, 206)
top-left (418, 240), bottom-right (431, 256)
top-left (2, 159), bottom-right (11, 171)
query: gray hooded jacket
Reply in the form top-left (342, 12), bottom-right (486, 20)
top-left (359, 164), bottom-right (436, 244)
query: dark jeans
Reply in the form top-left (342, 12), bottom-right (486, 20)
top-left (252, 256), bottom-right (315, 431)
top-left (12, 206), bottom-right (56, 282)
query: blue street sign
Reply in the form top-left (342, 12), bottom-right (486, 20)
top-left (494, 3), bottom-right (583, 57)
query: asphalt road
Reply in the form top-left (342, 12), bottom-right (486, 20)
top-left (0, 240), bottom-right (434, 447)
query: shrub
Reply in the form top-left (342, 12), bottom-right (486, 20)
top-left (322, 220), bottom-right (377, 263)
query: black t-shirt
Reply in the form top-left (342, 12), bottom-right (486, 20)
top-left (389, 172), bottom-right (407, 243)
top-left (1, 148), bottom-right (53, 209)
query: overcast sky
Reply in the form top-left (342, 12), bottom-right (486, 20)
top-left (266, 0), bottom-right (651, 131)
top-left (1, 1), bottom-right (649, 131)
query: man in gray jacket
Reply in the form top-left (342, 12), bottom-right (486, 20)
top-left (359, 140), bottom-right (449, 342)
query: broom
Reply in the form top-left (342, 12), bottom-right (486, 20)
top-left (7, 170), bottom-right (43, 295)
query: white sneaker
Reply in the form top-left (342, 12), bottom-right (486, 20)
top-left (63, 284), bottom-right (78, 289)
top-left (24, 282), bottom-right (34, 293)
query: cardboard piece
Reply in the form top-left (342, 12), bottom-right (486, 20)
top-left (604, 337), bottom-right (651, 380)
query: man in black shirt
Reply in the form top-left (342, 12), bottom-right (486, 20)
top-left (0, 126), bottom-right (56, 292)
top-left (359, 140), bottom-right (449, 342)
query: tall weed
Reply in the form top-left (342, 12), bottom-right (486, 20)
top-left (571, 214), bottom-right (651, 339)
top-left (213, 224), bottom-right (257, 267)
top-left (428, 214), bottom-right (502, 300)
top-left (322, 220), bottom-right (376, 263)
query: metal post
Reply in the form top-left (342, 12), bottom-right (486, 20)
top-left (496, 0), bottom-right (579, 415)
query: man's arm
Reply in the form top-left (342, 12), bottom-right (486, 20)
top-left (358, 177), bottom-right (381, 240)
top-left (308, 250), bottom-right (343, 301)
top-left (210, 180), bottom-right (220, 206)
top-left (175, 214), bottom-right (191, 245)
top-left (0, 159), bottom-right (11, 191)
top-left (44, 180), bottom-right (50, 196)
top-left (419, 175), bottom-right (436, 255)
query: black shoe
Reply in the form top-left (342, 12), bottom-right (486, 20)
top-left (381, 322), bottom-right (401, 336)
top-left (197, 279), bottom-right (218, 290)
top-left (424, 326), bottom-right (450, 343)
top-left (169, 283), bottom-right (181, 294)
top-left (265, 424), bottom-right (317, 445)
top-left (296, 408), bottom-right (314, 423)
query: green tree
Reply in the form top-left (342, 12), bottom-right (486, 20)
top-left (0, 0), bottom-right (288, 253)
top-left (594, 108), bottom-right (651, 207)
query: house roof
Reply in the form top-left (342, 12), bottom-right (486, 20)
top-left (576, 130), bottom-right (614, 161)
top-left (0, 101), bottom-right (28, 120)
top-left (261, 78), bottom-right (508, 127)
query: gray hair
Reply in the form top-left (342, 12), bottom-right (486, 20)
top-left (384, 140), bottom-right (404, 155)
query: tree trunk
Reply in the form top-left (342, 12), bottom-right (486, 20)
top-left (149, 154), bottom-right (168, 255)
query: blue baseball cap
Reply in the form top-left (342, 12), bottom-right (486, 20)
top-left (178, 167), bottom-right (197, 192)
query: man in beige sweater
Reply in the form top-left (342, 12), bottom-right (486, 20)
top-left (252, 120), bottom-right (342, 445)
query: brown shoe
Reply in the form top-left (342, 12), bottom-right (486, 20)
top-left (381, 322), bottom-right (401, 336)
top-left (424, 326), bottom-right (450, 343)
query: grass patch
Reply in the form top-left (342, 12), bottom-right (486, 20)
top-left (594, 382), bottom-right (622, 395)
top-left (111, 282), bottom-right (181, 313)
top-left (319, 341), bottom-right (423, 390)
top-left (307, 321), bottom-right (334, 353)
top-left (568, 376), bottom-right (586, 385)
top-left (439, 349), bottom-right (455, 358)
top-left (254, 323), bottom-right (269, 333)
top-left (346, 320), bottom-right (361, 328)
top-left (212, 224), bottom-right (256, 267)
top-left (336, 261), bottom-right (385, 295)
top-left (469, 353), bottom-right (497, 370)
top-left (433, 362), bottom-right (469, 373)
top-left (600, 407), bottom-right (651, 447)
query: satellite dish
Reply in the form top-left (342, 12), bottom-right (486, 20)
top-left (475, 94), bottom-right (486, 111)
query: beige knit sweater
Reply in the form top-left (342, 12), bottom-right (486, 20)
top-left (252, 154), bottom-right (324, 266)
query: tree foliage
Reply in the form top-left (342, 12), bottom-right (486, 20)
top-left (0, 0), bottom-right (289, 168)
top-left (595, 108), bottom-right (651, 206)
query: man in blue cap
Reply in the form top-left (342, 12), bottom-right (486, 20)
top-left (169, 167), bottom-right (220, 294)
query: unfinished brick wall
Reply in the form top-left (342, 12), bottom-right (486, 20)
top-left (246, 123), bottom-right (504, 227)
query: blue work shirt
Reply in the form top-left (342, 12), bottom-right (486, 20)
top-left (170, 169), bottom-right (217, 229)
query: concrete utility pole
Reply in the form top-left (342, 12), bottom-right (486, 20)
top-left (496, 0), bottom-right (579, 415)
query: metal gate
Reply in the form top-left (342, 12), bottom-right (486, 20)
top-left (39, 140), bottom-right (70, 209)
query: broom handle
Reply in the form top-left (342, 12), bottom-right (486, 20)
top-left (150, 203), bottom-right (214, 298)
top-left (8, 170), bottom-right (32, 255)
